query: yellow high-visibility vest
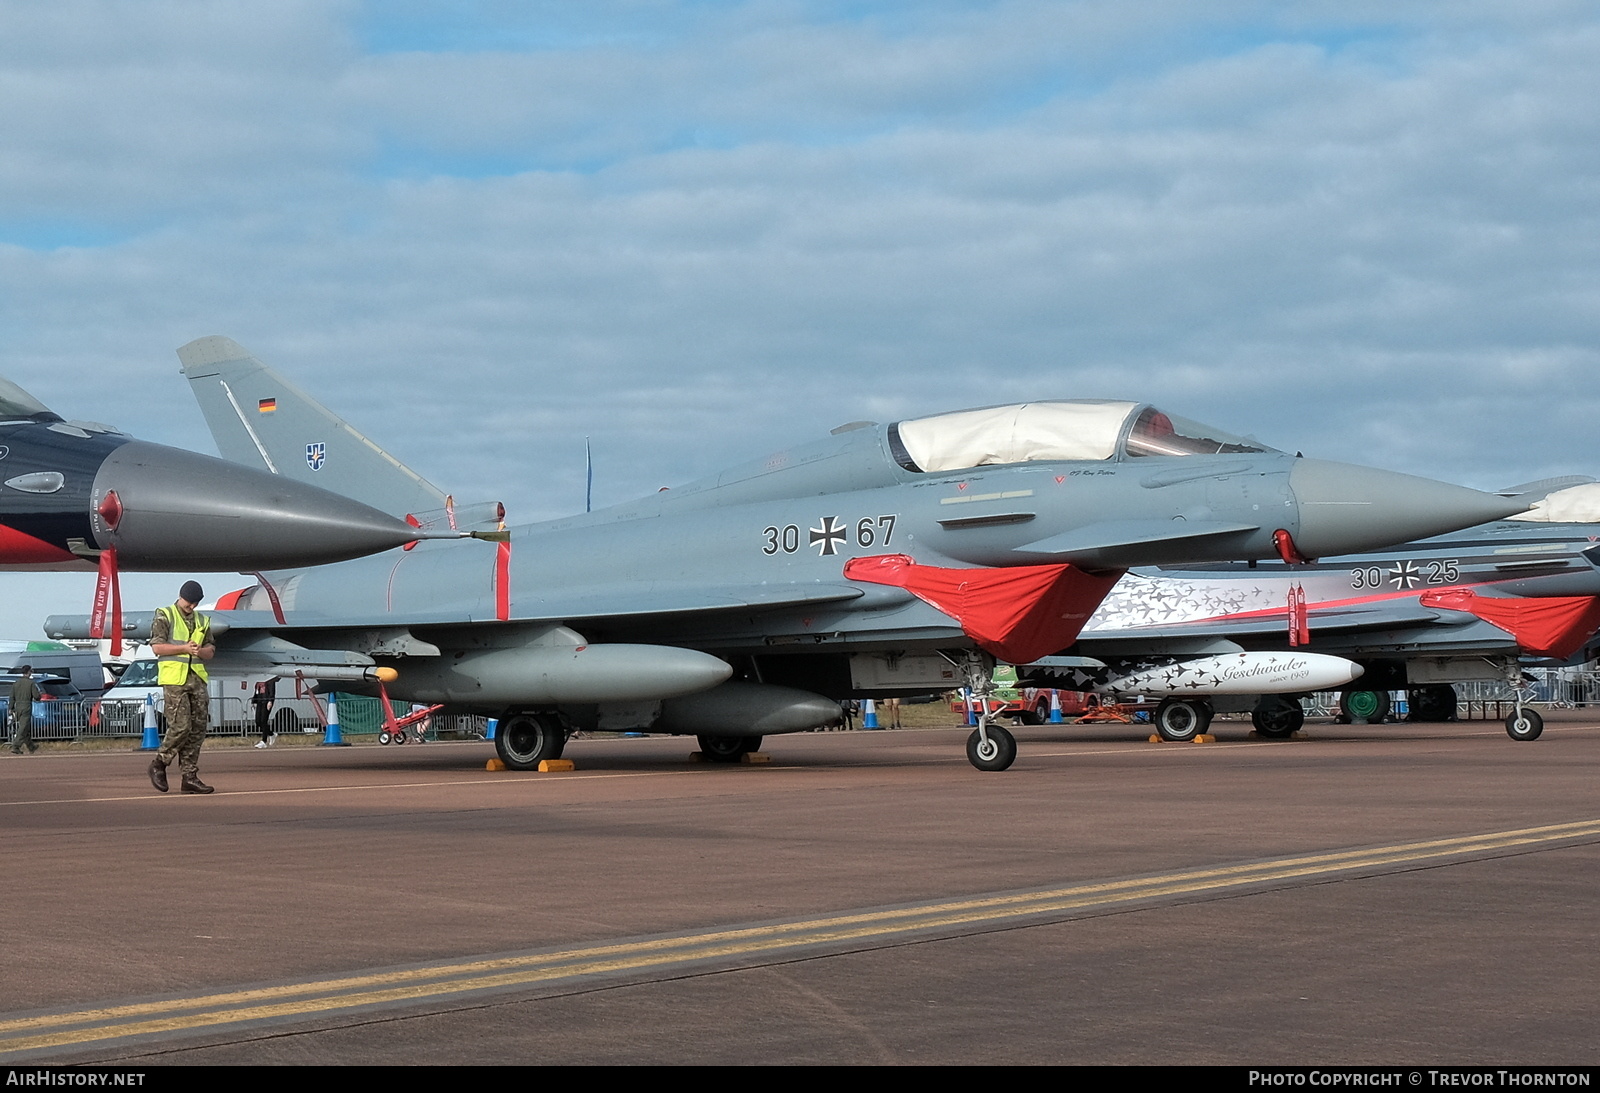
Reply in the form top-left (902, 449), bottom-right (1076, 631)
top-left (155, 604), bottom-right (210, 686)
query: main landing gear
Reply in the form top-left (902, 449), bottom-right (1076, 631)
top-left (959, 650), bottom-right (1017, 771)
top-left (1339, 688), bottom-right (1391, 724)
top-left (697, 734), bottom-right (762, 762)
top-left (1250, 695), bottom-right (1304, 739)
top-left (1406, 684), bottom-right (1458, 723)
top-left (495, 712), bottom-right (568, 770)
top-left (1153, 697), bottom-right (1214, 742)
top-left (1502, 661), bottom-right (1544, 741)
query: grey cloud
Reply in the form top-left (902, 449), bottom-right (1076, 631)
top-left (0, 2), bottom-right (359, 224)
top-left (0, 1), bottom-right (1596, 632)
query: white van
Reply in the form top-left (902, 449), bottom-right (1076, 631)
top-left (0, 639), bottom-right (108, 696)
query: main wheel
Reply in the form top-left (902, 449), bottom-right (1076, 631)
top-left (1251, 698), bottom-right (1304, 738)
top-left (697, 735), bottom-right (760, 762)
top-left (966, 725), bottom-right (1017, 771)
top-left (1154, 698), bottom-right (1207, 742)
top-left (1408, 684), bottom-right (1458, 722)
top-left (1505, 709), bottom-right (1544, 741)
top-left (1340, 689), bottom-right (1391, 724)
top-left (496, 713), bottom-right (567, 770)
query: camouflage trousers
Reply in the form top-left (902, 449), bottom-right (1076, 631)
top-left (8, 713), bottom-right (32, 753)
top-left (156, 675), bottom-right (209, 776)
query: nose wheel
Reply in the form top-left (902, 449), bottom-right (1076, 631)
top-left (1505, 709), bottom-right (1543, 741)
top-left (955, 650), bottom-right (1018, 771)
top-left (967, 724), bottom-right (1017, 771)
top-left (1502, 662), bottom-right (1543, 741)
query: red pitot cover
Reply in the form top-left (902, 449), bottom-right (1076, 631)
top-left (843, 554), bottom-right (1123, 664)
top-left (1420, 588), bottom-right (1600, 659)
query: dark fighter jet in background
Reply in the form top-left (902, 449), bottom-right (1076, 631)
top-left (50, 337), bottom-right (1530, 769)
top-left (0, 372), bottom-right (482, 650)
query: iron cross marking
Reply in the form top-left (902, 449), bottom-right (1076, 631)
top-left (810, 516), bottom-right (847, 556)
top-left (1388, 560), bottom-right (1421, 590)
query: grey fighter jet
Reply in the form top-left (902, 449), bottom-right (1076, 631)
top-left (1049, 488), bottom-right (1600, 742)
top-left (48, 337), bottom-right (1528, 770)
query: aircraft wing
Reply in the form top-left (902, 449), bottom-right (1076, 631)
top-left (46, 582), bottom-right (875, 640)
top-left (504, 581), bottom-right (872, 623)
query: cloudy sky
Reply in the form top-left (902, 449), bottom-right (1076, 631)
top-left (2, 1), bottom-right (1598, 637)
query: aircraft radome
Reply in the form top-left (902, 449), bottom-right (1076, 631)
top-left (1, 372), bottom-right (488, 652)
top-left (49, 337), bottom-right (1532, 770)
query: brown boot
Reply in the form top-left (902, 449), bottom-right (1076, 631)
top-left (180, 774), bottom-right (214, 794)
top-left (148, 758), bottom-right (169, 793)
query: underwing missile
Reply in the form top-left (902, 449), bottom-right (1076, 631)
top-left (1097, 651), bottom-right (1363, 696)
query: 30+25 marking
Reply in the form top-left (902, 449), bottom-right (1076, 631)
top-left (1350, 559), bottom-right (1459, 590)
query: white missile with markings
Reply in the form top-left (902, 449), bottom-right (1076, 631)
top-left (1101, 651), bottom-right (1362, 696)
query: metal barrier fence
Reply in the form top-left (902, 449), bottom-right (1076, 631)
top-left (1454, 668), bottom-right (1600, 719)
top-left (2, 698), bottom-right (493, 744)
top-left (1450, 682), bottom-right (1526, 721)
top-left (1538, 669), bottom-right (1600, 708)
top-left (5, 696), bottom-right (260, 743)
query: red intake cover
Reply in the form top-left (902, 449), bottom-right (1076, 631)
top-left (1421, 588), bottom-right (1600, 659)
top-left (844, 554), bottom-right (1123, 664)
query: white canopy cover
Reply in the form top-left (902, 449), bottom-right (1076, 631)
top-left (896, 401), bottom-right (1139, 472)
top-left (1509, 482), bottom-right (1600, 524)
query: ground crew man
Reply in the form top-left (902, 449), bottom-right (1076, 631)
top-left (7, 664), bottom-right (38, 755)
top-left (147, 580), bottom-right (217, 794)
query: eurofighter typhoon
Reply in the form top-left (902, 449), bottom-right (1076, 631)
top-left (1057, 481), bottom-right (1600, 742)
top-left (49, 338), bottom-right (1528, 770)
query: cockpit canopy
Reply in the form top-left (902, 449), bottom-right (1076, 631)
top-left (889, 400), bottom-right (1274, 473)
top-left (0, 378), bottom-right (58, 423)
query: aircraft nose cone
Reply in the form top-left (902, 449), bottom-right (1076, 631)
top-left (91, 441), bottom-right (422, 570)
top-left (1290, 459), bottom-right (1527, 558)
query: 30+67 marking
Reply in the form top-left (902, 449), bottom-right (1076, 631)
top-left (763, 515), bottom-right (897, 557)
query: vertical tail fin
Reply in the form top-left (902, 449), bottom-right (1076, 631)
top-left (177, 336), bottom-right (448, 519)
